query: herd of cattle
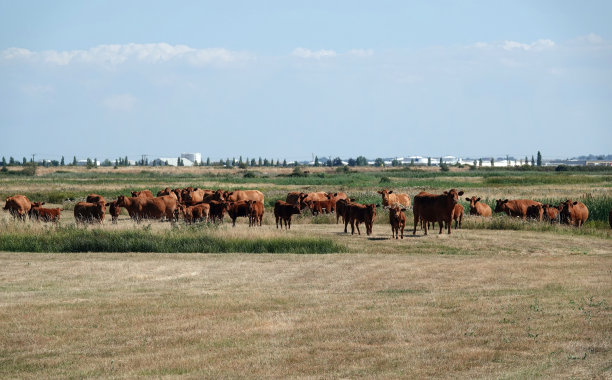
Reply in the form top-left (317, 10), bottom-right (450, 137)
top-left (3, 187), bottom-right (611, 238)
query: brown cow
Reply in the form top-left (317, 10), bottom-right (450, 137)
top-left (117, 195), bottom-right (176, 222)
top-left (274, 200), bottom-right (301, 229)
top-left (389, 206), bottom-right (406, 239)
top-left (413, 189), bottom-right (465, 235)
top-left (107, 200), bottom-right (121, 224)
top-left (494, 199), bottom-right (542, 220)
top-left (306, 199), bottom-right (333, 216)
top-left (346, 203), bottom-right (378, 236)
top-left (559, 200), bottom-right (589, 227)
top-left (131, 190), bottom-right (154, 198)
top-left (465, 196), bottom-right (492, 217)
top-left (182, 188), bottom-right (214, 204)
top-left (3, 195), bottom-right (35, 221)
top-left (178, 203), bottom-right (210, 224)
top-left (451, 203), bottom-right (464, 229)
top-left (208, 200), bottom-right (228, 223)
top-left (86, 194), bottom-right (106, 204)
top-left (248, 201), bottom-right (265, 227)
top-left (227, 200), bottom-right (252, 227)
top-left (286, 192), bottom-right (302, 205)
top-left (74, 201), bottom-right (106, 224)
top-left (30, 206), bottom-right (62, 223)
top-left (378, 189), bottom-right (411, 208)
top-left (542, 204), bottom-right (560, 224)
top-left (156, 188), bottom-right (179, 201)
top-left (225, 190), bottom-right (264, 204)
top-left (526, 204), bottom-right (544, 221)
top-left (298, 192), bottom-right (328, 209)
top-left (335, 198), bottom-right (351, 225)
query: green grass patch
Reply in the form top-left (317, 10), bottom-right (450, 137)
top-left (0, 226), bottom-right (347, 254)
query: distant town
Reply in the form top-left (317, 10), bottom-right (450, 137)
top-left (2, 152), bottom-right (612, 168)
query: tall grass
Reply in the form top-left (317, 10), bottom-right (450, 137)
top-left (0, 225), bottom-right (346, 254)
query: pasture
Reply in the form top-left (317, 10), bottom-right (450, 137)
top-left (1, 166), bottom-right (611, 378)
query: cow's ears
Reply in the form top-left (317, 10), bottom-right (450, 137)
top-left (443, 191), bottom-right (448, 195)
top-left (573, 201), bottom-right (578, 205)
top-left (388, 190), bottom-right (393, 194)
top-left (504, 199), bottom-right (509, 202)
top-left (333, 193), bottom-right (338, 197)
top-left (42, 202), bottom-right (46, 205)
top-left (401, 208), bottom-right (406, 212)
top-left (476, 197), bottom-right (481, 202)
top-left (465, 197), bottom-right (470, 202)
top-left (458, 191), bottom-right (464, 196)
top-left (377, 190), bottom-right (383, 194)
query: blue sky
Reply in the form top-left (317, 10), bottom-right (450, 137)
top-left (1, 1), bottom-right (611, 161)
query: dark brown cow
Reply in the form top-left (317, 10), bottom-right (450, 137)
top-left (346, 203), bottom-right (378, 236)
top-left (30, 206), bottom-right (62, 223)
top-left (413, 189), bottom-right (465, 235)
top-left (208, 200), bottom-right (228, 223)
top-left (389, 206), bottom-right (406, 239)
top-left (526, 204), bottom-right (544, 221)
top-left (286, 192), bottom-right (302, 205)
top-left (494, 199), bottom-right (542, 219)
top-left (465, 196), bottom-right (492, 217)
top-left (559, 200), bottom-right (589, 227)
top-left (248, 201), bottom-right (264, 227)
top-left (335, 198), bottom-right (351, 225)
top-left (74, 201), bottom-right (106, 224)
top-left (131, 190), bottom-right (154, 198)
top-left (3, 195), bottom-right (35, 221)
top-left (274, 200), bottom-right (301, 229)
top-left (542, 204), bottom-right (560, 224)
top-left (108, 200), bottom-right (121, 224)
top-left (115, 196), bottom-right (144, 221)
top-left (86, 194), bottom-right (106, 204)
top-left (227, 200), bottom-right (252, 227)
top-left (378, 189), bottom-right (411, 208)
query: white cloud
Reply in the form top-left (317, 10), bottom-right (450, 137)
top-left (0, 43), bottom-right (249, 66)
top-left (102, 94), bottom-right (137, 111)
top-left (292, 48), bottom-right (337, 59)
top-left (502, 39), bottom-right (555, 51)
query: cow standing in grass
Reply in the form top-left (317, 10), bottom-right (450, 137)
top-left (389, 206), bottom-right (406, 239)
top-left (560, 200), bottom-right (589, 227)
top-left (274, 200), bottom-right (301, 230)
top-left (465, 196), bottom-right (492, 217)
top-left (413, 189), bottom-right (464, 235)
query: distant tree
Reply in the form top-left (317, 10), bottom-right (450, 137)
top-left (326, 157), bottom-right (332, 167)
top-left (479, 158), bottom-right (482, 167)
top-left (537, 151), bottom-right (542, 166)
top-left (51, 160), bottom-right (59, 167)
top-left (231, 157), bottom-right (236, 166)
top-left (225, 158), bottom-right (231, 167)
top-left (239, 156), bottom-right (243, 165)
top-left (60, 156), bottom-right (65, 166)
top-left (524, 156), bottom-right (528, 165)
top-left (439, 157), bottom-right (443, 166)
top-left (348, 158), bottom-right (356, 167)
top-left (72, 156), bottom-right (77, 166)
top-left (22, 157), bottom-right (27, 165)
top-left (9, 157), bottom-right (15, 166)
top-left (206, 157), bottom-right (211, 166)
top-left (427, 157), bottom-right (431, 166)
top-left (410, 158), bottom-right (415, 166)
top-left (314, 156), bottom-right (320, 167)
top-left (263, 158), bottom-right (269, 167)
top-left (332, 157), bottom-right (343, 166)
top-left (86, 158), bottom-right (93, 169)
top-left (391, 159), bottom-right (400, 167)
top-left (1, 157), bottom-right (5, 167)
top-left (531, 155), bottom-right (535, 166)
top-left (440, 163), bottom-right (449, 172)
top-left (283, 159), bottom-right (287, 167)
top-left (250, 158), bottom-right (256, 166)
top-left (374, 158), bottom-right (384, 167)
top-left (491, 157), bottom-right (495, 166)
top-left (258, 157), bottom-right (262, 167)
top-left (355, 156), bottom-right (368, 166)
top-left (473, 160), bottom-right (477, 167)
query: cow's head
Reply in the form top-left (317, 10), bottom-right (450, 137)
top-left (389, 206), bottom-right (406, 219)
top-left (559, 199), bottom-right (579, 223)
top-left (494, 199), bottom-right (509, 213)
top-left (443, 189), bottom-right (464, 206)
top-left (465, 196), bottom-right (481, 213)
top-left (116, 195), bottom-right (128, 207)
top-left (377, 189), bottom-right (392, 207)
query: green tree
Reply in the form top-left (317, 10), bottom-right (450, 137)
top-left (473, 160), bottom-right (477, 167)
top-left (283, 159), bottom-right (287, 167)
top-left (232, 157), bottom-right (236, 166)
top-left (1, 157), bottom-right (5, 167)
top-left (524, 156), bottom-right (528, 165)
top-left (22, 157), bottom-right (27, 165)
top-left (225, 158), bottom-right (231, 167)
top-left (531, 155), bottom-right (535, 166)
top-left (258, 157), bottom-right (262, 166)
top-left (348, 158), bottom-right (356, 166)
top-left (60, 156), bottom-right (65, 166)
top-left (479, 158), bottom-right (482, 167)
top-left (263, 158), bottom-right (269, 166)
top-left (9, 157), bottom-right (15, 166)
top-left (490, 157), bottom-right (495, 166)
top-left (537, 151), bottom-right (542, 166)
top-left (250, 158), bottom-right (256, 166)
top-left (410, 158), bottom-right (414, 166)
top-left (427, 157), bottom-right (431, 166)
top-left (439, 157), bottom-right (443, 166)
top-left (72, 156), bottom-right (77, 166)
top-left (374, 158), bottom-right (384, 167)
top-left (332, 157), bottom-right (343, 166)
top-left (314, 156), bottom-right (319, 167)
top-left (206, 157), bottom-right (210, 166)
top-left (391, 159), bottom-right (400, 167)
top-left (355, 156), bottom-right (368, 166)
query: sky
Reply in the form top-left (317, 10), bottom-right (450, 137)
top-left (1, 1), bottom-right (611, 161)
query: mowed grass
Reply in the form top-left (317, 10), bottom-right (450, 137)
top-left (0, 243), bottom-right (610, 378)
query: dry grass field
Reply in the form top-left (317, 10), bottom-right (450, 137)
top-left (1, 166), bottom-right (611, 378)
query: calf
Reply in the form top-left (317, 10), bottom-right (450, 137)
top-left (227, 201), bottom-right (251, 227)
top-left (465, 196), bottom-right (492, 217)
top-left (274, 200), bottom-right (301, 229)
top-left (108, 200), bottom-right (121, 224)
top-left (542, 204), bottom-right (560, 224)
top-left (346, 203), bottom-right (378, 236)
top-left (178, 203), bottom-right (210, 224)
top-left (559, 200), bottom-right (589, 227)
top-left (306, 199), bottom-right (333, 216)
top-left (74, 201), bottom-right (106, 224)
top-left (248, 201), bottom-right (265, 227)
top-left (30, 206), bottom-right (62, 223)
top-left (208, 200), bottom-right (228, 223)
top-left (451, 203), bottom-right (464, 229)
top-left (526, 204), bottom-right (544, 221)
top-left (413, 189), bottom-right (464, 235)
top-left (389, 206), bottom-right (406, 239)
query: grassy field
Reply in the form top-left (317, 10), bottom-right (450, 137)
top-left (1, 166), bottom-right (611, 378)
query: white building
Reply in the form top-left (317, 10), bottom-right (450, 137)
top-left (181, 153), bottom-right (201, 165)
